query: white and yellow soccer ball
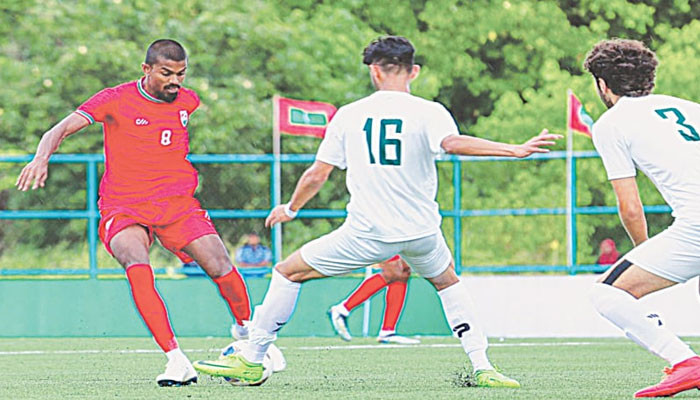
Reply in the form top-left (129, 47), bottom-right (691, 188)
top-left (265, 342), bottom-right (287, 372)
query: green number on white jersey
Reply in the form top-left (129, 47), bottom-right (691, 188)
top-left (363, 118), bottom-right (402, 165)
top-left (655, 107), bottom-right (700, 142)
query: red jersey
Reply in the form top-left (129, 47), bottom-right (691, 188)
top-left (75, 78), bottom-right (200, 208)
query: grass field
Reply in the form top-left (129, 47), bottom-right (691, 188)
top-left (1, 337), bottom-right (699, 400)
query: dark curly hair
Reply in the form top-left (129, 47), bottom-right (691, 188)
top-left (362, 36), bottom-right (414, 73)
top-left (583, 39), bottom-right (658, 97)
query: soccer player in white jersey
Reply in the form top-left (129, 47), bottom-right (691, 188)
top-left (584, 39), bottom-right (700, 398)
top-left (194, 36), bottom-right (560, 387)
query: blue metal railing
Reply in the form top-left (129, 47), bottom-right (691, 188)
top-left (0, 151), bottom-right (672, 277)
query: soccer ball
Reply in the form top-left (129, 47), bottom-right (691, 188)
top-left (220, 341), bottom-right (273, 386)
top-left (265, 343), bottom-right (287, 372)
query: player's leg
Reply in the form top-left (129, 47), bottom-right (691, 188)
top-left (155, 199), bottom-right (252, 340)
top-left (333, 272), bottom-right (388, 321)
top-left (590, 261), bottom-right (699, 397)
top-left (193, 250), bottom-right (319, 383)
top-left (426, 265), bottom-right (490, 370)
top-left (328, 258), bottom-right (395, 341)
top-left (194, 225), bottom-right (395, 384)
top-left (589, 222), bottom-right (700, 397)
top-left (246, 251), bottom-right (322, 355)
top-left (376, 259), bottom-right (418, 344)
top-left (180, 233), bottom-right (251, 338)
top-left (107, 223), bottom-right (196, 386)
top-left (402, 233), bottom-right (519, 388)
top-left (178, 230), bottom-right (287, 373)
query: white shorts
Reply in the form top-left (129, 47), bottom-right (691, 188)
top-left (299, 224), bottom-right (453, 278)
top-left (625, 219), bottom-right (700, 283)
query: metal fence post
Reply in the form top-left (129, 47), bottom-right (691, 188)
top-left (570, 155), bottom-right (578, 275)
top-left (86, 158), bottom-right (99, 279)
top-left (270, 157), bottom-right (281, 265)
top-left (453, 159), bottom-right (462, 275)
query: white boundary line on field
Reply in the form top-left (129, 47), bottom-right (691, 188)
top-left (0, 340), bottom-right (648, 356)
top-left (3, 340), bottom-right (700, 356)
top-left (296, 341), bottom-right (607, 351)
top-left (0, 349), bottom-right (176, 356)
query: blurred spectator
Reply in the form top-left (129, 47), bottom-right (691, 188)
top-left (596, 238), bottom-right (619, 265)
top-left (235, 232), bottom-right (272, 267)
top-left (181, 259), bottom-right (205, 276)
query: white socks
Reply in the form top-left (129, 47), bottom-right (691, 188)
top-left (239, 270), bottom-right (301, 363)
top-left (438, 281), bottom-right (492, 371)
top-left (165, 348), bottom-right (188, 364)
top-left (334, 303), bottom-right (350, 317)
top-left (590, 283), bottom-right (696, 366)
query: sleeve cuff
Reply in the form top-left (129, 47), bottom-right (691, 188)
top-left (74, 110), bottom-right (95, 124)
top-left (315, 155), bottom-right (346, 170)
top-left (608, 171), bottom-right (636, 180)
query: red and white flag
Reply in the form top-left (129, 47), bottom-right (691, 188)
top-left (567, 90), bottom-right (594, 137)
top-left (274, 96), bottom-right (337, 138)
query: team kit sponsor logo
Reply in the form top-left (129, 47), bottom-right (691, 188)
top-left (135, 118), bottom-right (149, 126)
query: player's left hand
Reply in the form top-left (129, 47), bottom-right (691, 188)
top-left (265, 205), bottom-right (293, 228)
top-left (16, 157), bottom-right (50, 191)
top-left (513, 129), bottom-right (562, 158)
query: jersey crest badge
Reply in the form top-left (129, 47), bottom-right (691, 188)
top-left (179, 110), bottom-right (188, 127)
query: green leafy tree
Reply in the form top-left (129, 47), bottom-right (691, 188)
top-left (1, 0), bottom-right (697, 270)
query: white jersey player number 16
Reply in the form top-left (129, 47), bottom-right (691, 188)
top-left (363, 117), bottom-right (403, 166)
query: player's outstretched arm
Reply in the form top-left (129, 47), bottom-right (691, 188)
top-left (16, 113), bottom-right (89, 191)
top-left (441, 129), bottom-right (562, 158)
top-left (265, 161), bottom-right (335, 227)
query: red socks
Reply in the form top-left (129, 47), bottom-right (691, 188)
top-left (342, 273), bottom-right (409, 331)
top-left (213, 268), bottom-right (251, 325)
top-left (125, 264), bottom-right (251, 353)
top-left (382, 281), bottom-right (407, 331)
top-left (125, 264), bottom-right (178, 352)
top-left (343, 273), bottom-right (389, 311)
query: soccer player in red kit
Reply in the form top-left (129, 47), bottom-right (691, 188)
top-left (16, 39), bottom-right (256, 386)
top-left (329, 255), bottom-right (420, 344)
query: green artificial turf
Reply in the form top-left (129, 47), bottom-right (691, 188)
top-left (1, 337), bottom-right (697, 400)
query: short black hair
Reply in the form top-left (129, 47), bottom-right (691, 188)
top-left (145, 39), bottom-right (187, 65)
top-left (583, 39), bottom-right (658, 97)
top-left (362, 36), bottom-right (415, 73)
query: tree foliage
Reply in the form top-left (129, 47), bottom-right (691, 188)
top-left (1, 0), bottom-right (697, 268)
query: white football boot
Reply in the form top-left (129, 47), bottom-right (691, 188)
top-left (328, 305), bottom-right (352, 341)
top-left (377, 332), bottom-right (420, 345)
top-left (156, 356), bottom-right (198, 387)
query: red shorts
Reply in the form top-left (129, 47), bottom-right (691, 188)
top-left (98, 196), bottom-right (218, 263)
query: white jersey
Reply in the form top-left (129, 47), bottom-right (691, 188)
top-left (315, 90), bottom-right (459, 242)
top-left (592, 94), bottom-right (700, 221)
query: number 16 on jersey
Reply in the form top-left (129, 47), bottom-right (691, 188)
top-left (363, 118), bottom-right (403, 166)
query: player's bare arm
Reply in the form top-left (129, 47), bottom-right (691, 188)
top-left (16, 113), bottom-right (90, 191)
top-left (265, 160), bottom-right (335, 227)
top-left (441, 129), bottom-right (562, 158)
top-left (610, 177), bottom-right (648, 246)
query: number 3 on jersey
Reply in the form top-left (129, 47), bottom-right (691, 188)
top-left (654, 107), bottom-right (700, 141)
top-left (363, 118), bottom-right (402, 165)
top-left (160, 129), bottom-right (172, 146)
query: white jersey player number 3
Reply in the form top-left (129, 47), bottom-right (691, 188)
top-left (655, 107), bottom-right (700, 142)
